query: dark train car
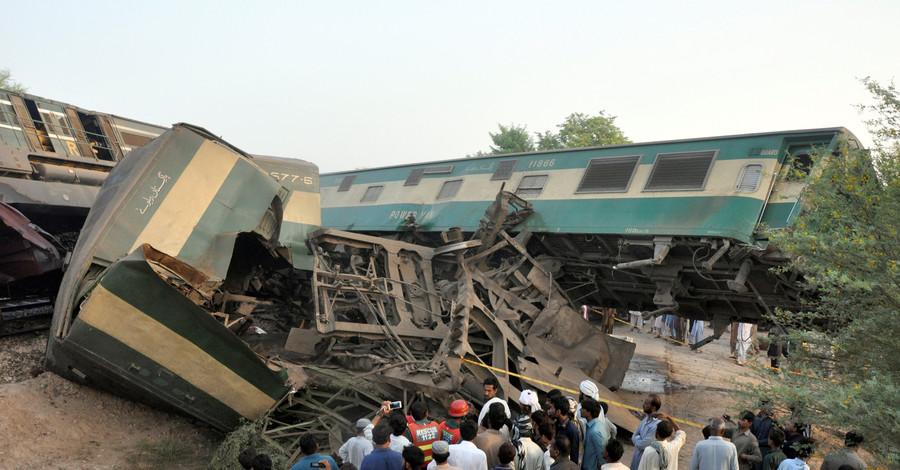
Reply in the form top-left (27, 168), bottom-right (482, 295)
top-left (0, 88), bottom-right (166, 291)
top-left (319, 128), bottom-right (862, 336)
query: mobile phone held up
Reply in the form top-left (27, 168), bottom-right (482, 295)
top-left (388, 401), bottom-right (402, 410)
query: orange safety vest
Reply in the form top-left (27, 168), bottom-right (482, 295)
top-left (438, 420), bottom-right (461, 444)
top-left (407, 419), bottom-right (442, 463)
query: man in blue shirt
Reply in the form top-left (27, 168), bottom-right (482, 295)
top-left (580, 398), bottom-right (607, 470)
top-left (291, 433), bottom-right (340, 470)
top-left (550, 395), bottom-right (581, 466)
top-left (361, 422), bottom-right (404, 470)
top-left (630, 394), bottom-right (661, 470)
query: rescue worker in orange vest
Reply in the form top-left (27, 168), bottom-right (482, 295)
top-left (404, 401), bottom-right (442, 465)
top-left (438, 399), bottom-right (469, 444)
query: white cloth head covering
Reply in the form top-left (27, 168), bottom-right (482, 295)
top-left (579, 380), bottom-right (600, 401)
top-left (518, 389), bottom-right (541, 411)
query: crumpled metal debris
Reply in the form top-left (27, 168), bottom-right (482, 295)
top-left (45, 124), bottom-right (637, 456)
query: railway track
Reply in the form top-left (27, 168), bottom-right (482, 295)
top-left (0, 296), bottom-right (53, 337)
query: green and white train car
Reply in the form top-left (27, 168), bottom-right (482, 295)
top-left (321, 128), bottom-right (861, 325)
top-left (46, 124), bottom-right (320, 430)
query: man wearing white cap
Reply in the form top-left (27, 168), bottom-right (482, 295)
top-left (341, 418), bottom-right (375, 468)
top-left (577, 380), bottom-right (615, 445)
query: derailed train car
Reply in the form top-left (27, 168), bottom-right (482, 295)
top-left (46, 124), bottom-right (638, 444)
top-left (1, 88), bottom-right (166, 292)
top-left (319, 128), bottom-right (862, 341)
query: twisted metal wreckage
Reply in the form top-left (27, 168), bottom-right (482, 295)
top-left (44, 124), bottom-right (637, 458)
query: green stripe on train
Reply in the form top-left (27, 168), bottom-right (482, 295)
top-left (280, 220), bottom-right (319, 270)
top-left (177, 158), bottom-right (284, 274)
top-left (322, 196), bottom-right (769, 242)
top-left (95, 127), bottom-right (205, 263)
top-left (64, 318), bottom-right (245, 430)
top-left (320, 131), bottom-right (842, 186)
top-left (94, 249), bottom-right (290, 400)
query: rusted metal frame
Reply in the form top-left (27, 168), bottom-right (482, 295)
top-left (498, 231), bottom-right (579, 307)
top-left (351, 283), bottom-right (417, 362)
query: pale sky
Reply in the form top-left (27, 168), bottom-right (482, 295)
top-left (5, 1), bottom-right (898, 173)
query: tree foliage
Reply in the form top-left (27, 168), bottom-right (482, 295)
top-left (553, 111), bottom-right (631, 149)
top-left (470, 111), bottom-right (629, 157)
top-left (489, 123), bottom-right (535, 154)
top-left (0, 68), bottom-right (27, 93)
top-left (739, 78), bottom-right (900, 466)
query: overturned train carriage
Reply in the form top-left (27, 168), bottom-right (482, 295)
top-left (1, 87), bottom-right (166, 291)
top-left (46, 124), bottom-right (638, 443)
top-left (319, 128), bottom-right (863, 339)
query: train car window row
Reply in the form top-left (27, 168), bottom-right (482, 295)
top-left (361, 185), bottom-right (384, 203)
top-left (735, 164), bottom-right (764, 192)
top-left (576, 155), bottom-right (641, 193)
top-left (436, 179), bottom-right (463, 200)
top-left (643, 150), bottom-right (717, 192)
top-left (515, 174), bottom-right (548, 197)
top-left (491, 159), bottom-right (518, 180)
top-left (338, 175), bottom-right (357, 192)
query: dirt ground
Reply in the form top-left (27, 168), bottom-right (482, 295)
top-left (0, 321), bottom-right (862, 469)
top-left (0, 332), bottom-right (220, 469)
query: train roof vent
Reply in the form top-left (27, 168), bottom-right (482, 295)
top-left (337, 175), bottom-right (357, 192)
top-left (491, 159), bottom-right (518, 180)
top-left (644, 150), bottom-right (717, 192)
top-left (423, 164), bottom-right (454, 174)
top-left (405, 168), bottom-right (425, 186)
top-left (736, 163), bottom-right (764, 192)
top-left (576, 155), bottom-right (641, 193)
top-left (361, 185), bottom-right (383, 203)
top-left (436, 179), bottom-right (463, 200)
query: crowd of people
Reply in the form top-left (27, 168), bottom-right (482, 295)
top-left (242, 378), bottom-right (866, 470)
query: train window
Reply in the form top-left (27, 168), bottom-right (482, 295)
top-left (491, 159), bottom-right (518, 180)
top-left (786, 154), bottom-right (813, 180)
top-left (515, 174), bottom-right (548, 197)
top-left (337, 175), bottom-right (357, 192)
top-left (37, 107), bottom-right (73, 138)
top-left (576, 155), bottom-right (641, 193)
top-left (360, 185), bottom-right (384, 203)
top-left (436, 179), bottom-right (463, 200)
top-left (643, 150), bottom-right (717, 192)
top-left (0, 99), bottom-right (20, 127)
top-left (736, 164), bottom-right (764, 192)
top-left (405, 168), bottom-right (425, 186)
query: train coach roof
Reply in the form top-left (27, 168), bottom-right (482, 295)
top-left (321, 126), bottom-right (857, 176)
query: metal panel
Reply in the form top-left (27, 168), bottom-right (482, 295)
top-left (644, 150), bottom-right (717, 191)
top-left (405, 168), bottom-right (425, 186)
top-left (491, 159), bottom-right (517, 180)
top-left (576, 155), bottom-right (641, 193)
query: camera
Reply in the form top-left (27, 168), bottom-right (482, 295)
top-left (388, 401), bottom-right (402, 410)
top-left (311, 463), bottom-right (326, 468)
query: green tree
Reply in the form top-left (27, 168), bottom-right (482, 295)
top-left (0, 68), bottom-right (27, 93)
top-left (555, 111), bottom-right (630, 148)
top-left (535, 130), bottom-right (562, 151)
top-left (740, 78), bottom-right (900, 466)
top-left (489, 123), bottom-right (535, 154)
